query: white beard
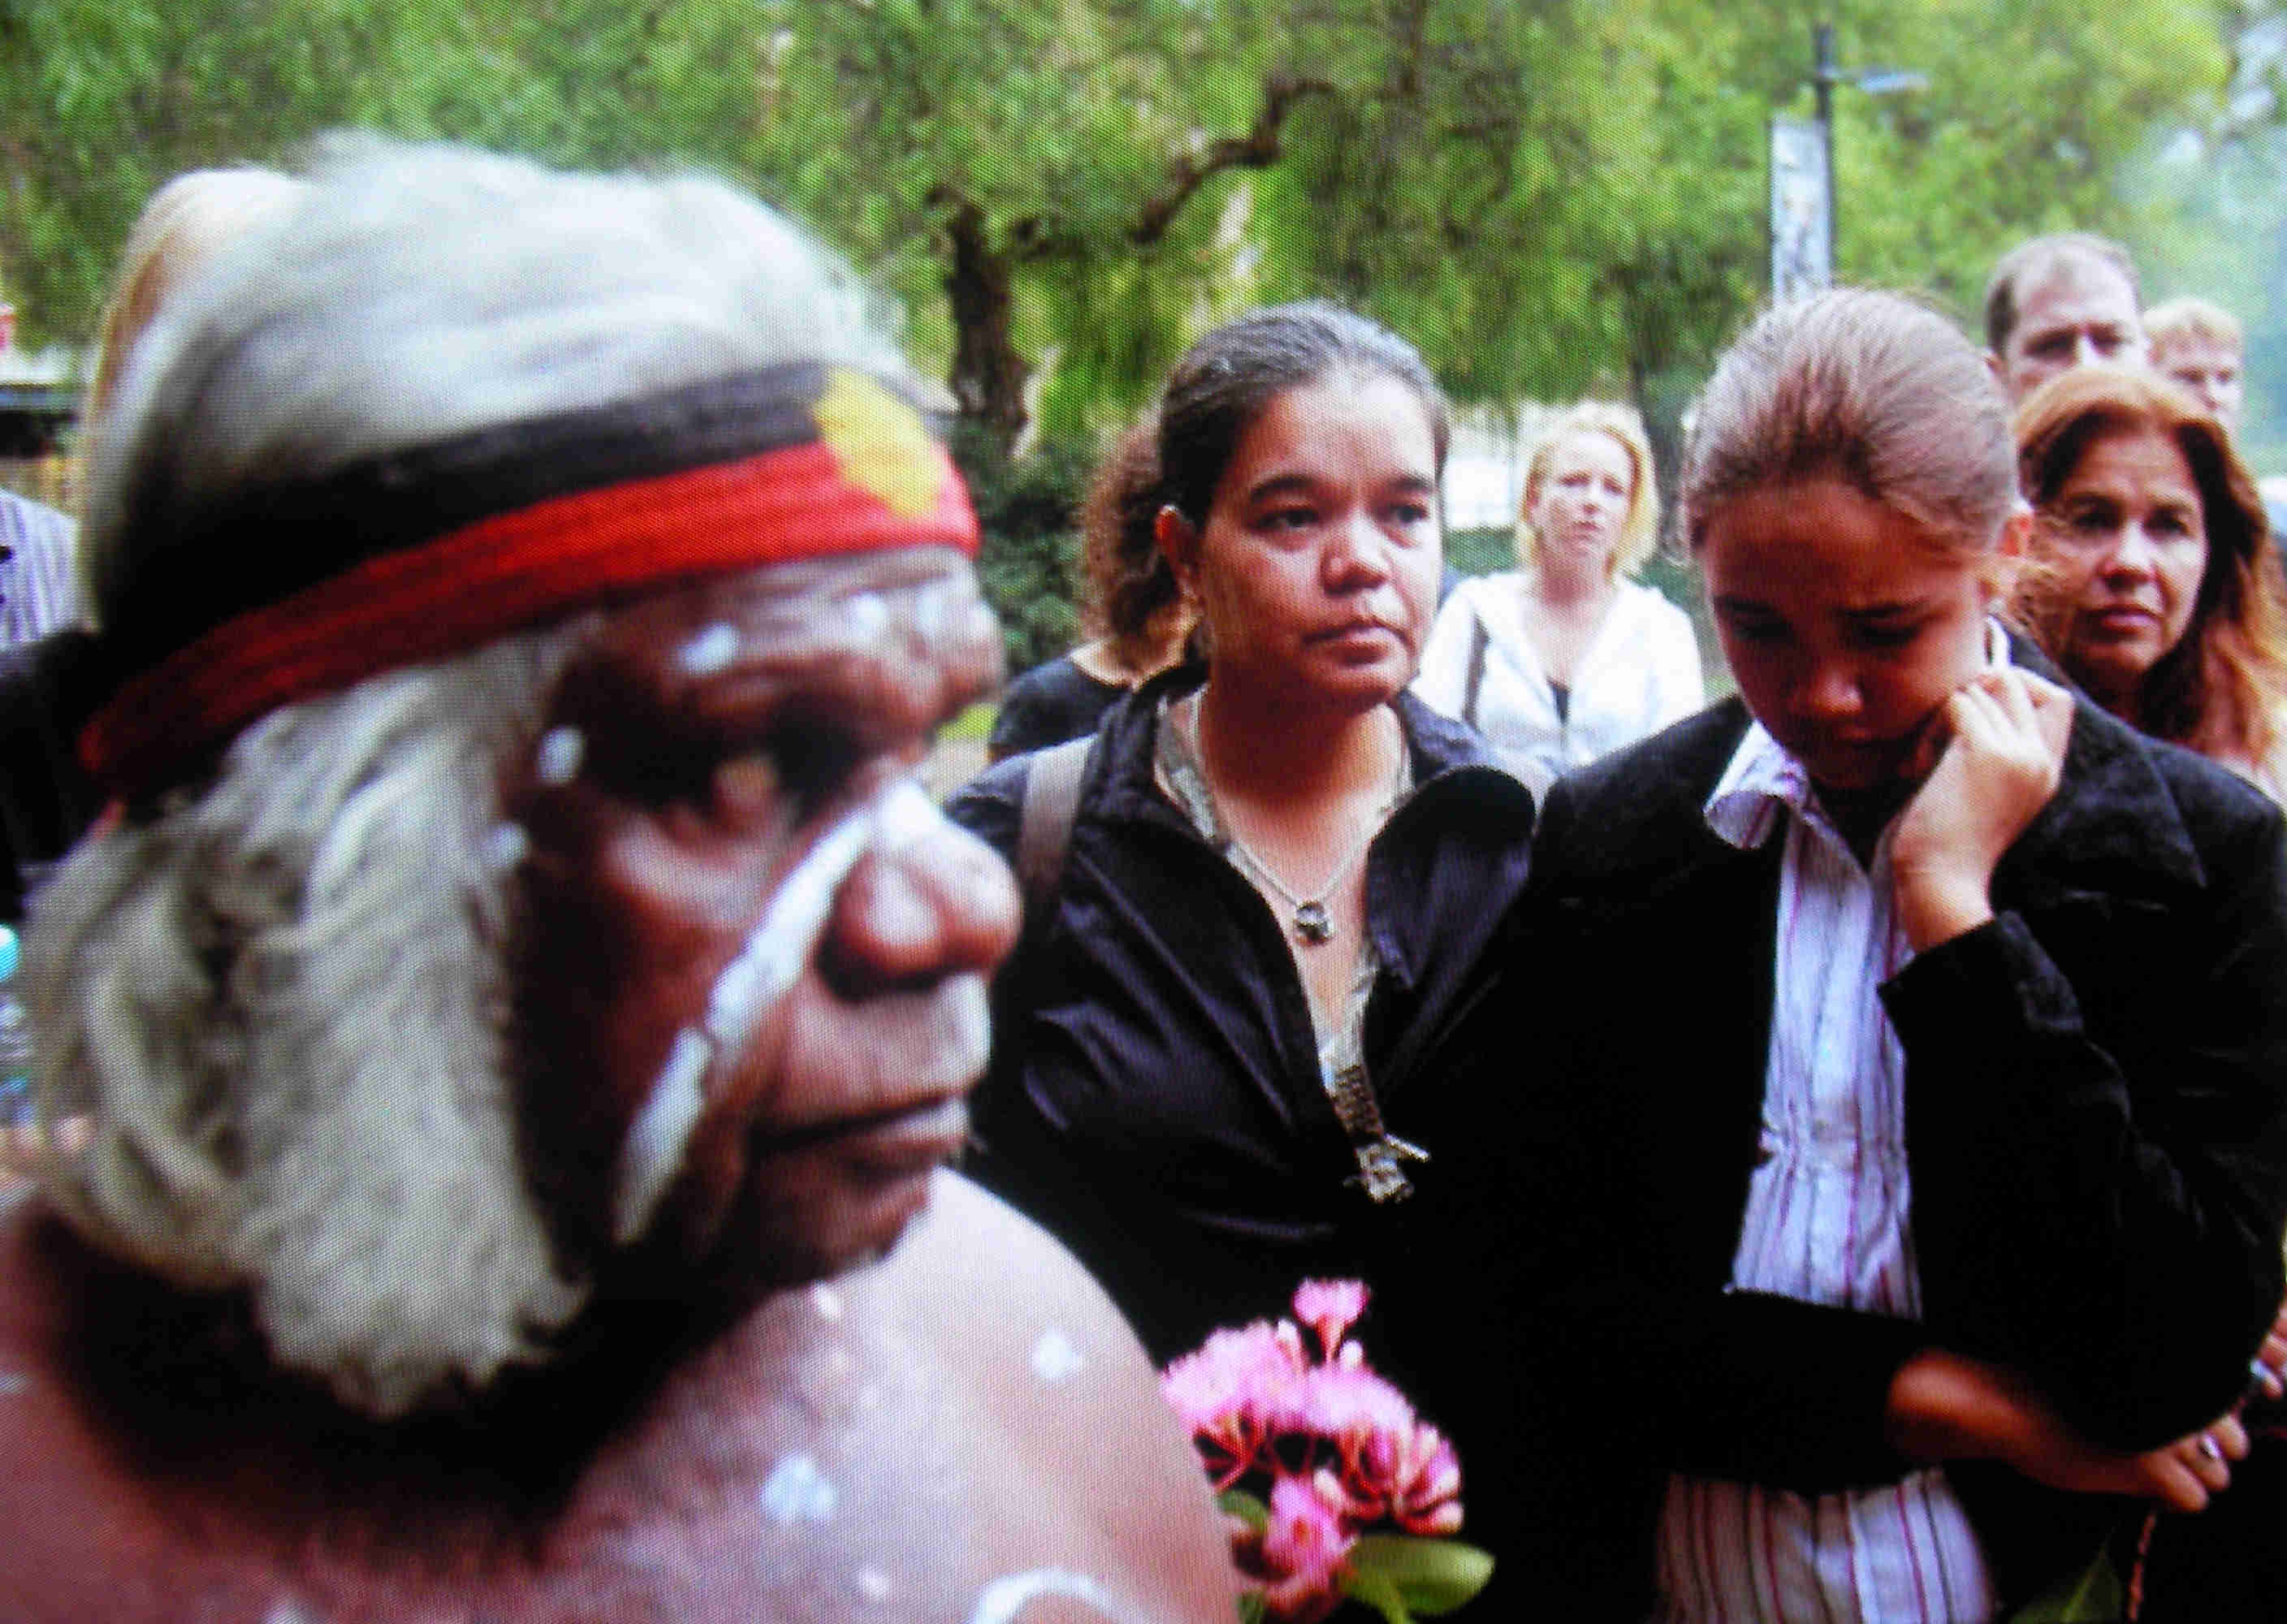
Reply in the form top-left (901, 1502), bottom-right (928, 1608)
top-left (25, 628), bottom-right (590, 1419)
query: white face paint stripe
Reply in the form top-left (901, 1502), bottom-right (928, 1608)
top-left (611, 1026), bottom-right (715, 1246)
top-left (608, 801), bottom-right (879, 1247)
top-left (703, 805), bottom-right (875, 1056)
top-left (871, 778), bottom-right (939, 852)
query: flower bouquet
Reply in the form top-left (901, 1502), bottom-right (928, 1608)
top-left (1160, 1279), bottom-right (1494, 1623)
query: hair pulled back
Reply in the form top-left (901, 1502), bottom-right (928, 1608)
top-left (1077, 418), bottom-right (1184, 667)
top-left (1156, 301), bottom-right (1448, 526)
top-left (1683, 288), bottom-right (2016, 559)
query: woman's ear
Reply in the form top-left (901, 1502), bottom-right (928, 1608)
top-left (1998, 501), bottom-right (2033, 560)
top-left (1156, 504), bottom-right (1200, 598)
top-left (1983, 502), bottom-right (2034, 603)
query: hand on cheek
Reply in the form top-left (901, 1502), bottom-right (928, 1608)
top-left (1890, 668), bottom-right (2073, 950)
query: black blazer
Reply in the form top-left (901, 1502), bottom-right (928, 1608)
top-left (1418, 692), bottom-right (2287, 1615)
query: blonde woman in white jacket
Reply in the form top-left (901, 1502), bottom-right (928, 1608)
top-left (1415, 400), bottom-right (1701, 797)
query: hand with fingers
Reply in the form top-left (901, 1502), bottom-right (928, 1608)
top-left (2146, 1410), bottom-right (2254, 1513)
top-left (1889, 1346), bottom-right (2252, 1513)
top-left (2238, 1299), bottom-right (2287, 1441)
top-left (1891, 667), bottom-right (2076, 951)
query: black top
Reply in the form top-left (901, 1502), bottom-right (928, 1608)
top-left (984, 654), bottom-right (1126, 762)
top-left (1416, 688), bottom-right (2287, 1613)
top-left (947, 667), bottom-right (1535, 1389)
top-left (0, 630), bottom-right (106, 922)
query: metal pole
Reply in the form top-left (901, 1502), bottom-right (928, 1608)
top-left (1815, 22), bottom-right (1836, 279)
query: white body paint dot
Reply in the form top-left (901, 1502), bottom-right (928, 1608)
top-left (759, 1453), bottom-right (839, 1524)
top-left (968, 1570), bottom-right (1132, 1624)
top-left (679, 622), bottom-right (741, 676)
top-left (845, 593), bottom-right (888, 639)
top-left (482, 823), bottom-right (530, 874)
top-left (912, 581), bottom-right (950, 641)
top-left (811, 1281), bottom-right (845, 1323)
top-left (1030, 1328), bottom-right (1085, 1384)
top-left (534, 726), bottom-right (585, 787)
top-left (855, 1568), bottom-right (893, 1603)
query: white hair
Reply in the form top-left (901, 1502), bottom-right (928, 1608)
top-left (84, 136), bottom-right (911, 631)
top-left (42, 140), bottom-right (928, 1419)
top-left (27, 625), bottom-right (592, 1419)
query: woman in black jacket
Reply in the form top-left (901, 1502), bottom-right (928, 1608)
top-left (947, 304), bottom-right (1533, 1382)
top-left (1437, 289), bottom-right (2287, 1619)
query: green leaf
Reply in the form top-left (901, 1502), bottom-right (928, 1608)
top-left (1217, 1488), bottom-right (1270, 1533)
top-left (1342, 1535), bottom-right (1497, 1618)
top-left (2007, 1537), bottom-right (2127, 1623)
top-left (1235, 1590), bottom-right (1267, 1624)
top-left (1341, 1563), bottom-right (1414, 1624)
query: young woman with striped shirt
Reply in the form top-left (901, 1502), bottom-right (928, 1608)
top-left (1434, 288), bottom-right (2287, 1620)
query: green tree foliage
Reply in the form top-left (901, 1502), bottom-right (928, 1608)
top-left (0, 0), bottom-right (2255, 468)
top-left (750, 0), bottom-right (1320, 449)
top-left (950, 420), bottom-right (1091, 673)
top-left (0, 0), bottom-right (769, 345)
top-left (1829, 0), bottom-right (2226, 323)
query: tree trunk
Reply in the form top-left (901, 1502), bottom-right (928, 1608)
top-left (941, 199), bottom-right (1029, 456)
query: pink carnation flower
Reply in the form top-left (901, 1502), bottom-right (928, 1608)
top-left (1290, 1278), bottom-right (1369, 1356)
top-left (1363, 1418), bottom-right (1465, 1536)
top-left (1162, 1276), bottom-right (1479, 1616)
top-left (1161, 1320), bottom-right (1307, 1488)
top-left (1259, 1468), bottom-right (1355, 1622)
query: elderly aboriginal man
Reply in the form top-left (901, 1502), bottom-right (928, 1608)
top-left (0, 143), bottom-right (1233, 1622)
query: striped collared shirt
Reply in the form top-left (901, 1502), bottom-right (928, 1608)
top-left (0, 490), bottom-right (78, 646)
top-left (1654, 719), bottom-right (1995, 1623)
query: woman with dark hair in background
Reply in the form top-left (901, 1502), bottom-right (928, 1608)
top-left (986, 421), bottom-right (1194, 762)
top-left (949, 304), bottom-right (1532, 1383)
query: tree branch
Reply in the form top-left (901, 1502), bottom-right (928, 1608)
top-left (1129, 70), bottom-right (1334, 247)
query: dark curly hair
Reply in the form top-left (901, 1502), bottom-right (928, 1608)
top-left (1077, 419), bottom-right (1186, 671)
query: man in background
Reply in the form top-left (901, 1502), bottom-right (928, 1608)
top-left (1985, 231), bottom-right (2146, 404)
top-left (2146, 296), bottom-right (2247, 431)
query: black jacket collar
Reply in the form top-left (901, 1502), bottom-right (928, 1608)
top-left (1089, 661), bottom-right (1532, 832)
top-left (1084, 662), bottom-right (1533, 993)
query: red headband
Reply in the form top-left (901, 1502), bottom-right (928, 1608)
top-left (80, 365), bottom-right (978, 801)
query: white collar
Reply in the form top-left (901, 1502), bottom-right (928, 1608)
top-left (1704, 722), bottom-right (1807, 853)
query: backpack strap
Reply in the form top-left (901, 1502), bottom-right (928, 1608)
top-left (1014, 733), bottom-right (1094, 922)
top-left (1461, 608), bottom-right (1490, 731)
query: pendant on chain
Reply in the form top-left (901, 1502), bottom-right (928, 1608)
top-left (1292, 901), bottom-right (1334, 944)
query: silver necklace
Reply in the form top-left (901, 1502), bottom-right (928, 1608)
top-left (1167, 694), bottom-right (1403, 947)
